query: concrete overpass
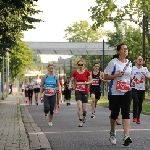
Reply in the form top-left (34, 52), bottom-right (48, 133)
top-left (25, 41), bottom-right (116, 55)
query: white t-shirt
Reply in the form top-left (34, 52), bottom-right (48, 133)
top-left (26, 82), bottom-right (34, 90)
top-left (34, 79), bottom-right (41, 88)
top-left (132, 66), bottom-right (150, 90)
top-left (104, 58), bottom-right (132, 95)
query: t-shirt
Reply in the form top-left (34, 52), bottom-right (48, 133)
top-left (132, 66), bottom-right (150, 90)
top-left (26, 82), bottom-right (34, 90)
top-left (34, 79), bottom-right (41, 88)
top-left (104, 58), bottom-right (132, 95)
top-left (72, 69), bottom-right (90, 93)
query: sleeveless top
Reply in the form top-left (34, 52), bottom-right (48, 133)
top-left (90, 71), bottom-right (101, 90)
top-left (44, 74), bottom-right (57, 96)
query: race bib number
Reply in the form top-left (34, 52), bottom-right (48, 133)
top-left (92, 79), bottom-right (99, 85)
top-left (76, 84), bottom-right (86, 91)
top-left (45, 88), bottom-right (55, 96)
top-left (116, 80), bottom-right (130, 92)
top-left (135, 78), bottom-right (144, 85)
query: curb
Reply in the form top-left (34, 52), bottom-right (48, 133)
top-left (19, 96), bottom-right (52, 150)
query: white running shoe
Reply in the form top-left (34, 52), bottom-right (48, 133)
top-left (109, 131), bottom-right (116, 145)
top-left (83, 116), bottom-right (86, 123)
top-left (91, 114), bottom-right (95, 118)
top-left (48, 122), bottom-right (53, 126)
top-left (78, 121), bottom-right (83, 127)
top-left (43, 114), bottom-right (48, 121)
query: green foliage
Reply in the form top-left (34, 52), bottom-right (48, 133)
top-left (33, 53), bottom-right (42, 63)
top-left (9, 41), bottom-right (33, 79)
top-left (0, 0), bottom-right (42, 56)
top-left (106, 24), bottom-right (150, 66)
top-left (64, 20), bottom-right (102, 42)
top-left (64, 20), bottom-right (105, 70)
top-left (89, 0), bottom-right (150, 28)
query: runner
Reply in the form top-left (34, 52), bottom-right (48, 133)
top-left (26, 78), bottom-right (34, 105)
top-left (69, 60), bottom-right (93, 127)
top-left (61, 85), bottom-right (65, 102)
top-left (24, 79), bottom-right (29, 103)
top-left (132, 56), bottom-right (150, 124)
top-left (90, 62), bottom-right (106, 118)
top-left (104, 43), bottom-right (132, 146)
top-left (33, 75), bottom-right (41, 105)
top-left (64, 76), bottom-right (71, 106)
top-left (40, 64), bottom-right (61, 126)
top-left (54, 84), bottom-right (61, 114)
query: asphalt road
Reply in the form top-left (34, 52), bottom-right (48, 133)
top-left (27, 99), bottom-right (150, 150)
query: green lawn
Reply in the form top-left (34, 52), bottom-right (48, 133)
top-left (71, 94), bottom-right (150, 114)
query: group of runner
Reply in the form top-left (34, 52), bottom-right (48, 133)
top-left (22, 43), bottom-right (150, 147)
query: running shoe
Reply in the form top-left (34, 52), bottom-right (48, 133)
top-left (40, 98), bottom-right (44, 103)
top-left (91, 114), bottom-right (95, 118)
top-left (43, 114), bottom-right (48, 121)
top-left (83, 116), bottom-right (86, 123)
top-left (48, 122), bottom-right (53, 126)
top-left (109, 131), bottom-right (116, 145)
top-left (133, 118), bottom-right (137, 122)
top-left (58, 105), bottom-right (61, 109)
top-left (116, 121), bottom-right (121, 125)
top-left (54, 110), bottom-right (58, 114)
top-left (136, 119), bottom-right (140, 124)
top-left (123, 135), bottom-right (132, 146)
top-left (78, 121), bottom-right (83, 127)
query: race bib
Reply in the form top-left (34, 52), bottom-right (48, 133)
top-left (116, 80), bottom-right (130, 92)
top-left (92, 79), bottom-right (99, 85)
top-left (45, 88), bottom-right (55, 96)
top-left (76, 84), bottom-right (86, 91)
top-left (135, 78), bottom-right (144, 84)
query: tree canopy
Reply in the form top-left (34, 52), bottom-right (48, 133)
top-left (9, 41), bottom-right (33, 79)
top-left (0, 0), bottom-right (42, 56)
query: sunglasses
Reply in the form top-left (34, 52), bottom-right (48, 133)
top-left (78, 64), bottom-right (83, 66)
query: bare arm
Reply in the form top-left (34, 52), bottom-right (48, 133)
top-left (56, 76), bottom-right (61, 92)
top-left (100, 72), bottom-right (110, 82)
top-left (142, 72), bottom-right (150, 80)
top-left (69, 77), bottom-right (74, 89)
top-left (86, 75), bottom-right (93, 84)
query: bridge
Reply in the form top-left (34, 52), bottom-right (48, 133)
top-left (25, 41), bottom-right (116, 55)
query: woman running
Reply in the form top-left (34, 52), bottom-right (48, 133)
top-left (40, 64), bottom-right (60, 126)
top-left (69, 60), bottom-right (93, 127)
top-left (104, 43), bottom-right (132, 146)
top-left (26, 78), bottom-right (34, 105)
top-left (33, 75), bottom-right (41, 105)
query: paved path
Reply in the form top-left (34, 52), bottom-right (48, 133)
top-left (0, 95), bottom-right (29, 150)
top-left (26, 98), bottom-right (150, 150)
top-left (1, 94), bottom-right (150, 150)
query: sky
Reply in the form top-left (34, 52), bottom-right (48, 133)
top-left (23, 0), bottom-right (130, 63)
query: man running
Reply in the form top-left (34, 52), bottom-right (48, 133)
top-left (64, 76), bottom-right (71, 106)
top-left (132, 56), bottom-right (150, 124)
top-left (90, 62), bottom-right (104, 118)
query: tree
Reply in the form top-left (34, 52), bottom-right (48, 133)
top-left (89, 0), bottom-right (150, 28)
top-left (0, 0), bottom-right (42, 56)
top-left (33, 53), bottom-right (42, 63)
top-left (64, 20), bottom-right (102, 42)
top-left (107, 24), bottom-right (150, 66)
top-left (9, 41), bottom-right (33, 79)
top-left (64, 20), bottom-right (103, 70)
